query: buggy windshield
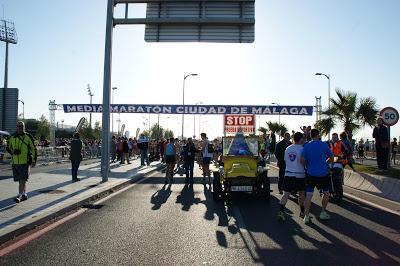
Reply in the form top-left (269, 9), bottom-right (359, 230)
top-left (222, 133), bottom-right (258, 156)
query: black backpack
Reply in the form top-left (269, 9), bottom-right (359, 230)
top-left (207, 143), bottom-right (215, 153)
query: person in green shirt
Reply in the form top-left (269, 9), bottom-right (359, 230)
top-left (69, 132), bottom-right (83, 182)
top-left (6, 121), bottom-right (37, 203)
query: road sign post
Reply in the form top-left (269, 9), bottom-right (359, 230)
top-left (100, 0), bottom-right (256, 182)
top-left (380, 107), bottom-right (399, 169)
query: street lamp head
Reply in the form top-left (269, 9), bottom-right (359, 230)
top-left (315, 73), bottom-right (322, 76)
top-left (112, 87), bottom-right (117, 90)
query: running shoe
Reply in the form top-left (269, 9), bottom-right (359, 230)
top-left (299, 212), bottom-right (305, 219)
top-left (277, 211), bottom-right (286, 222)
top-left (21, 194), bottom-right (28, 201)
top-left (14, 196), bottom-right (22, 203)
top-left (319, 211), bottom-right (331, 220)
top-left (303, 215), bottom-right (310, 224)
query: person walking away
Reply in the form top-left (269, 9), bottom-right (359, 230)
top-left (120, 137), bottom-right (130, 164)
top-left (372, 117), bottom-right (389, 169)
top-left (110, 135), bottom-right (117, 163)
top-left (116, 137), bottom-right (122, 162)
top-left (138, 134), bottom-right (150, 166)
top-left (301, 129), bottom-right (334, 224)
top-left (158, 138), bottom-right (166, 163)
top-left (357, 139), bottom-right (365, 161)
top-left (200, 133), bottom-right (213, 184)
top-left (6, 121), bottom-right (37, 203)
top-left (278, 132), bottom-right (306, 221)
top-left (182, 137), bottom-right (197, 184)
top-left (274, 132), bottom-right (292, 194)
top-left (391, 138), bottom-right (398, 165)
top-left (69, 132), bottom-right (83, 182)
top-left (165, 138), bottom-right (176, 184)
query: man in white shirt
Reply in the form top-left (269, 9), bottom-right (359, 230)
top-left (200, 133), bottom-right (213, 183)
top-left (278, 132), bottom-right (306, 221)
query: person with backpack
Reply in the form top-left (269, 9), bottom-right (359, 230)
top-left (182, 137), bottom-right (197, 184)
top-left (69, 132), bottom-right (83, 182)
top-left (200, 133), bottom-right (213, 183)
top-left (6, 121), bottom-right (37, 203)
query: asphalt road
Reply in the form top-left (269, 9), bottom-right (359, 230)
top-left (1, 167), bottom-right (399, 266)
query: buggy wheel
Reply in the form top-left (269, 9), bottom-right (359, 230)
top-left (212, 172), bottom-right (223, 201)
top-left (260, 172), bottom-right (270, 201)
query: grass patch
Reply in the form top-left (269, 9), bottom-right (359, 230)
top-left (351, 164), bottom-right (400, 179)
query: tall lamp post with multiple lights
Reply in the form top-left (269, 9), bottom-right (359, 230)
top-left (87, 84), bottom-right (94, 128)
top-left (182, 73), bottom-right (198, 139)
top-left (0, 20), bottom-right (17, 131)
top-left (315, 72), bottom-right (331, 139)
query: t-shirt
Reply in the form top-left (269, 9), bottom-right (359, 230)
top-left (165, 143), bottom-right (175, 156)
top-left (284, 144), bottom-right (305, 178)
top-left (302, 140), bottom-right (333, 177)
top-left (202, 139), bottom-right (212, 158)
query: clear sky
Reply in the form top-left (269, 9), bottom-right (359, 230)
top-left (1, 0), bottom-right (399, 140)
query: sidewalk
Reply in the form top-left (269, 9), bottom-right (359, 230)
top-left (0, 158), bottom-right (163, 244)
top-left (268, 157), bottom-right (400, 203)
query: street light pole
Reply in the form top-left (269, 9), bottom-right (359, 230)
top-left (18, 100), bottom-right (24, 120)
top-left (271, 102), bottom-right (281, 125)
top-left (182, 73), bottom-right (198, 139)
top-left (111, 87), bottom-right (117, 135)
top-left (87, 84), bottom-right (94, 128)
top-left (193, 101), bottom-right (203, 138)
top-left (315, 73), bottom-right (331, 139)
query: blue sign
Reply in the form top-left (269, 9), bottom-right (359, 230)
top-left (63, 104), bottom-right (313, 116)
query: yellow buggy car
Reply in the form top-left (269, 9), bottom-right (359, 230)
top-left (212, 132), bottom-right (270, 201)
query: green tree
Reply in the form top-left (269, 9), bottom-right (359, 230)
top-left (80, 121), bottom-right (95, 140)
top-left (315, 88), bottom-right (378, 137)
top-left (258, 126), bottom-right (268, 135)
top-left (93, 121), bottom-right (102, 140)
top-left (164, 129), bottom-right (174, 139)
top-left (266, 121), bottom-right (288, 137)
top-left (36, 115), bottom-right (50, 140)
top-left (24, 118), bottom-right (40, 136)
top-left (150, 123), bottom-right (164, 140)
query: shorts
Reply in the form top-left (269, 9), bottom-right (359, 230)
top-left (306, 174), bottom-right (330, 193)
top-left (165, 155), bottom-right (176, 165)
top-left (12, 164), bottom-right (30, 182)
top-left (282, 176), bottom-right (306, 193)
top-left (202, 157), bottom-right (211, 165)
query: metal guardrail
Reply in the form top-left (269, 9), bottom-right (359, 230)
top-left (0, 145), bottom-right (102, 165)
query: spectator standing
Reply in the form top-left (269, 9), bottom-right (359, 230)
top-left (138, 134), bottom-right (150, 166)
top-left (110, 136), bottom-right (117, 163)
top-left (274, 132), bottom-right (292, 194)
top-left (373, 117), bottom-right (389, 169)
top-left (69, 132), bottom-right (83, 182)
top-left (392, 138), bottom-right (398, 165)
top-left (6, 121), bottom-right (37, 203)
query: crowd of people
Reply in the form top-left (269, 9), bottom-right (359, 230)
top-left (4, 117), bottom-right (398, 208)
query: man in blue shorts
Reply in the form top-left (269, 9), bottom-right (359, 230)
top-left (301, 129), bottom-right (334, 224)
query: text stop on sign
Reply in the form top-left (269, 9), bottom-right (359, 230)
top-left (224, 114), bottom-right (255, 134)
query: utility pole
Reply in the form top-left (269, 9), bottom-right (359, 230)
top-left (87, 84), bottom-right (94, 128)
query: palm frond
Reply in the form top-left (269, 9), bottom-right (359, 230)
top-left (315, 118), bottom-right (335, 137)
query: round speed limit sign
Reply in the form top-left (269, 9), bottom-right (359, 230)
top-left (380, 107), bottom-right (399, 126)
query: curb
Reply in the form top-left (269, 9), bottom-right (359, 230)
top-left (0, 163), bottom-right (165, 246)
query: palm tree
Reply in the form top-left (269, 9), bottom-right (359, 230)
top-left (315, 88), bottom-right (378, 137)
top-left (258, 126), bottom-right (268, 136)
top-left (266, 121), bottom-right (288, 137)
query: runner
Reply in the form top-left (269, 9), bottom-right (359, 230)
top-left (200, 133), bottom-right (213, 184)
top-left (278, 132), bottom-right (306, 221)
top-left (301, 129), bottom-right (334, 224)
top-left (274, 132), bottom-right (292, 194)
top-left (165, 138), bottom-right (176, 184)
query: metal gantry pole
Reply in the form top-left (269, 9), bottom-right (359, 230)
top-left (100, 0), bottom-right (114, 182)
top-left (181, 74), bottom-right (186, 139)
